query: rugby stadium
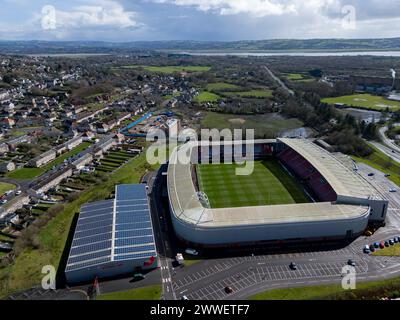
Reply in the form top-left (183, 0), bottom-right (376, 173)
top-left (167, 138), bottom-right (388, 247)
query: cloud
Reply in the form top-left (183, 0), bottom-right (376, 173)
top-left (41, 0), bottom-right (140, 30)
top-left (151, 0), bottom-right (341, 17)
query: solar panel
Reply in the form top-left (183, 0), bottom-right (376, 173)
top-left (114, 252), bottom-right (157, 261)
top-left (114, 236), bottom-right (155, 247)
top-left (72, 232), bottom-right (112, 247)
top-left (74, 225), bottom-right (112, 238)
top-left (65, 184), bottom-right (157, 279)
top-left (68, 249), bottom-right (111, 265)
top-left (115, 222), bottom-right (152, 231)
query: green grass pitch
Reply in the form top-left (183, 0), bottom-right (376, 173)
top-left (197, 160), bottom-right (310, 208)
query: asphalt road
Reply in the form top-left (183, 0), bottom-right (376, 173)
top-left (378, 124), bottom-right (400, 155)
top-left (264, 65), bottom-right (295, 96)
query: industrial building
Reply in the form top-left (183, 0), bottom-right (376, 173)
top-left (65, 184), bottom-right (158, 284)
top-left (167, 138), bottom-right (388, 247)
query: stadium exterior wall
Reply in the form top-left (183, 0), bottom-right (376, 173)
top-left (169, 203), bottom-right (370, 247)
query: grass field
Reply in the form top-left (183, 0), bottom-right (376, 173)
top-left (284, 73), bottom-right (315, 83)
top-left (352, 143), bottom-right (400, 186)
top-left (197, 160), bottom-right (309, 208)
top-left (372, 245), bottom-right (400, 256)
top-left (201, 112), bottom-right (303, 138)
top-left (249, 275), bottom-right (400, 300)
top-left (0, 182), bottom-right (16, 195)
top-left (194, 91), bottom-right (221, 103)
top-left (97, 285), bottom-right (161, 300)
top-left (206, 82), bottom-right (242, 91)
top-left (121, 65), bottom-right (211, 73)
top-left (223, 89), bottom-right (273, 98)
top-left (7, 142), bottom-right (91, 180)
top-left (0, 148), bottom-right (162, 298)
top-left (322, 94), bottom-right (400, 111)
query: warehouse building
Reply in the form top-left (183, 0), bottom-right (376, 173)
top-left (65, 184), bottom-right (158, 284)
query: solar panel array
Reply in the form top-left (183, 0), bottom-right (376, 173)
top-left (113, 184), bottom-right (157, 261)
top-left (65, 184), bottom-right (156, 274)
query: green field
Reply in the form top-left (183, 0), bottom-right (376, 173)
top-left (206, 82), bottom-right (242, 91)
top-left (0, 182), bottom-right (16, 195)
top-left (121, 65), bottom-right (211, 73)
top-left (194, 91), bottom-right (222, 103)
top-left (223, 89), bottom-right (273, 98)
top-left (352, 143), bottom-right (400, 186)
top-left (322, 94), bottom-right (400, 111)
top-left (249, 275), bottom-right (400, 300)
top-left (7, 142), bottom-right (91, 180)
top-left (284, 73), bottom-right (315, 83)
top-left (197, 160), bottom-right (309, 208)
top-left (201, 112), bottom-right (303, 138)
top-left (97, 285), bottom-right (161, 300)
top-left (372, 245), bottom-right (400, 256)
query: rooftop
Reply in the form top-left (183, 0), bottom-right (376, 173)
top-left (65, 184), bottom-right (157, 273)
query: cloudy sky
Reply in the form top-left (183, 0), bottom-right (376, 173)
top-left (0, 0), bottom-right (399, 41)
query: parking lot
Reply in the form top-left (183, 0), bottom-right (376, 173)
top-left (182, 259), bottom-right (369, 300)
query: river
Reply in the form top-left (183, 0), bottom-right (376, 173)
top-left (177, 51), bottom-right (400, 57)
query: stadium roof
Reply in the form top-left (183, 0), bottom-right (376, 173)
top-left (167, 141), bottom-right (370, 228)
top-left (277, 138), bottom-right (379, 199)
top-left (65, 184), bottom-right (157, 273)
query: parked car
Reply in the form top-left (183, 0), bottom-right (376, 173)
top-left (369, 245), bottom-right (376, 252)
top-left (374, 242), bottom-right (380, 248)
top-left (394, 238), bottom-right (399, 244)
top-left (363, 245), bottom-right (370, 253)
top-left (133, 273), bottom-right (145, 280)
top-left (380, 241), bottom-right (385, 249)
top-left (347, 259), bottom-right (356, 267)
top-left (224, 286), bottom-right (234, 294)
top-left (368, 173), bottom-right (375, 177)
top-left (389, 188), bottom-right (397, 193)
top-left (289, 262), bottom-right (297, 270)
top-left (385, 241), bottom-right (390, 247)
top-left (15, 190), bottom-right (22, 195)
top-left (181, 295), bottom-right (189, 300)
top-left (385, 174), bottom-right (391, 177)
top-left (389, 239), bottom-right (395, 246)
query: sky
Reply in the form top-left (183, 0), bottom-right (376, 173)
top-left (0, 0), bottom-right (399, 41)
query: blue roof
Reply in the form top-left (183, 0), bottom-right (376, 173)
top-left (65, 184), bottom-right (157, 273)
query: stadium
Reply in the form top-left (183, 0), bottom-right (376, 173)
top-left (167, 138), bottom-right (388, 247)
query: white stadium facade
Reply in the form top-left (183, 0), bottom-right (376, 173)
top-left (167, 138), bottom-right (388, 247)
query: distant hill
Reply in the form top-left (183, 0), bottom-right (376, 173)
top-left (1, 38), bottom-right (400, 54)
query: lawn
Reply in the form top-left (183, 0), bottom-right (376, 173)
top-left (223, 89), bottom-right (273, 98)
top-left (97, 285), bottom-right (162, 300)
top-left (372, 245), bottom-right (400, 256)
top-left (206, 82), bottom-right (242, 91)
top-left (197, 160), bottom-right (309, 208)
top-left (201, 112), bottom-right (304, 138)
top-left (284, 73), bottom-right (315, 83)
top-left (194, 91), bottom-right (222, 103)
top-left (249, 276), bottom-right (400, 300)
top-left (0, 182), bottom-right (16, 195)
top-left (7, 142), bottom-right (92, 180)
top-left (0, 149), bottom-right (161, 298)
top-left (352, 143), bottom-right (400, 186)
top-left (322, 94), bottom-right (400, 111)
top-left (121, 65), bottom-right (211, 73)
